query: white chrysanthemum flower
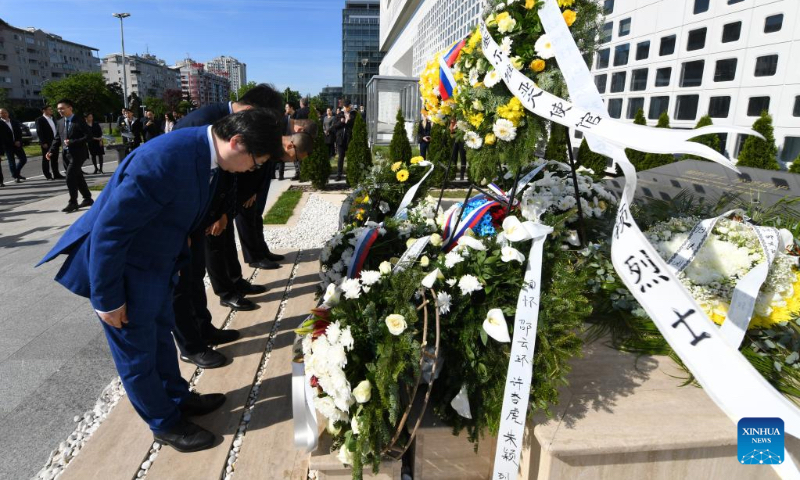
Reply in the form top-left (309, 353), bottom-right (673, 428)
top-left (340, 278), bottom-right (362, 299)
top-left (497, 16), bottom-right (517, 34)
top-left (493, 118), bottom-right (517, 142)
top-left (500, 36), bottom-right (513, 55)
top-left (535, 34), bottom-right (555, 59)
top-left (360, 270), bottom-right (381, 286)
top-left (464, 131), bottom-right (483, 149)
top-left (445, 251), bottom-right (464, 268)
top-left (446, 278), bottom-right (457, 287)
top-left (325, 321), bottom-right (341, 344)
top-left (483, 69), bottom-right (501, 88)
top-left (458, 274), bottom-right (483, 295)
top-left (437, 291), bottom-right (452, 315)
top-left (332, 260), bottom-right (345, 273)
top-left (339, 327), bottom-right (354, 350)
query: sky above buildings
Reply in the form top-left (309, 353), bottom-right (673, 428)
top-left (2, 0), bottom-right (343, 95)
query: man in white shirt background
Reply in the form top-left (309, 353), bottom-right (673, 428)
top-left (35, 105), bottom-right (65, 180)
top-left (0, 108), bottom-right (28, 184)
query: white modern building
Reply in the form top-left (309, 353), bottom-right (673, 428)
top-left (206, 55), bottom-right (246, 95)
top-left (379, 0), bottom-right (483, 78)
top-left (101, 53), bottom-right (181, 100)
top-left (587, 0), bottom-right (800, 165)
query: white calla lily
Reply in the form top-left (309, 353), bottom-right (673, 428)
top-left (482, 308), bottom-right (510, 343)
top-left (458, 235), bottom-right (487, 251)
top-left (500, 246), bottom-right (525, 263)
top-left (422, 268), bottom-right (440, 288)
top-left (502, 216), bottom-right (533, 242)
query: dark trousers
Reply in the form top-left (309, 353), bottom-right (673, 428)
top-left (419, 142), bottom-right (429, 159)
top-left (337, 143), bottom-right (347, 176)
top-left (64, 151), bottom-right (92, 203)
top-left (5, 146), bottom-right (27, 178)
top-left (90, 153), bottom-right (103, 172)
top-left (451, 141), bottom-right (467, 179)
top-left (172, 229), bottom-right (215, 356)
top-left (205, 224), bottom-right (244, 299)
top-left (277, 161), bottom-right (285, 180)
top-left (40, 146), bottom-right (61, 178)
top-left (236, 167), bottom-right (274, 264)
top-left (102, 270), bottom-right (189, 433)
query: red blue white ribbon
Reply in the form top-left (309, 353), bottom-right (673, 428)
top-left (347, 227), bottom-right (381, 279)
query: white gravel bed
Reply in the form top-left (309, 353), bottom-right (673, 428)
top-left (263, 194), bottom-right (341, 250)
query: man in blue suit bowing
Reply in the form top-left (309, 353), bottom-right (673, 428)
top-left (37, 108), bottom-right (284, 452)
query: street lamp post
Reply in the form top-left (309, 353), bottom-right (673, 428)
top-left (360, 58), bottom-right (369, 108)
top-left (112, 13), bottom-right (131, 109)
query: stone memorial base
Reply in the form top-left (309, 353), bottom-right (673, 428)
top-left (309, 432), bottom-right (403, 480)
top-left (410, 340), bottom-right (799, 479)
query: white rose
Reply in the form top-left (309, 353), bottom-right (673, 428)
top-left (406, 238), bottom-right (417, 249)
top-left (351, 416), bottom-right (362, 435)
top-left (420, 256), bottom-right (430, 267)
top-left (385, 314), bottom-right (407, 335)
top-left (497, 16), bottom-right (517, 34)
top-left (430, 233), bottom-right (443, 247)
top-left (379, 261), bottom-right (392, 275)
top-left (353, 380), bottom-right (372, 403)
top-left (337, 446), bottom-right (354, 465)
top-left (327, 418), bottom-right (342, 435)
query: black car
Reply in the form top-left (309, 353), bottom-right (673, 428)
top-left (19, 122), bottom-right (32, 146)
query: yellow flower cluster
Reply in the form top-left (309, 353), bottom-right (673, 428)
top-left (524, 0), bottom-right (536, 9)
top-left (708, 272), bottom-right (800, 328)
top-left (469, 112), bottom-right (485, 128)
top-left (410, 156), bottom-right (424, 164)
top-left (557, 0), bottom-right (575, 7)
top-left (462, 30), bottom-right (482, 55)
top-left (496, 97), bottom-right (525, 126)
top-left (391, 161), bottom-right (403, 172)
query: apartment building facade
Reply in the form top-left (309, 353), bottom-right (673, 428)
top-left (101, 53), bottom-right (181, 100)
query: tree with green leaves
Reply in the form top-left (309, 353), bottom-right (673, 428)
top-left (176, 100), bottom-right (194, 115)
top-left (625, 108), bottom-right (647, 170)
top-left (788, 157), bottom-right (800, 174)
top-left (640, 112), bottom-right (675, 170)
top-left (282, 87), bottom-right (301, 107)
top-left (577, 138), bottom-right (610, 176)
top-left (229, 81), bottom-right (258, 102)
top-left (544, 122), bottom-right (568, 163)
top-left (681, 115), bottom-right (720, 161)
top-left (346, 112), bottom-right (372, 186)
top-left (300, 107), bottom-right (331, 189)
top-left (41, 72), bottom-right (121, 117)
top-left (427, 122), bottom-right (454, 187)
top-left (143, 97), bottom-right (167, 118)
top-left (308, 95), bottom-right (328, 114)
top-left (736, 111), bottom-right (780, 170)
top-left (389, 109), bottom-right (412, 162)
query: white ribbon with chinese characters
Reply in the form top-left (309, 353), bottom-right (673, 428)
top-left (491, 222), bottom-right (551, 478)
top-left (666, 210), bottom-right (782, 348)
top-left (524, 0), bottom-right (800, 478)
top-left (292, 356), bottom-right (319, 452)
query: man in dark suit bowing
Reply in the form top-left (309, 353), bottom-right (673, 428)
top-left (46, 99), bottom-right (94, 213)
top-left (37, 109), bottom-right (284, 453)
top-left (171, 84), bottom-right (285, 370)
top-left (36, 105), bottom-right (64, 180)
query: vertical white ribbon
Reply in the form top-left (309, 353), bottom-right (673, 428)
top-left (292, 358), bottom-right (319, 452)
top-left (395, 161), bottom-right (436, 220)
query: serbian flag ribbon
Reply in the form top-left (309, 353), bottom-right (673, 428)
top-left (347, 227), bottom-right (381, 279)
top-left (439, 39), bottom-right (466, 101)
top-left (441, 196), bottom-right (499, 252)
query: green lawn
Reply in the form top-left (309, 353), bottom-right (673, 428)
top-left (22, 135), bottom-right (124, 158)
top-left (89, 182), bottom-right (107, 192)
top-left (263, 190), bottom-right (304, 225)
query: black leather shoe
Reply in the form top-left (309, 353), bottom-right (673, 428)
top-left (54, 175), bottom-right (66, 180)
top-left (264, 251), bottom-right (285, 262)
top-left (205, 328), bottom-right (240, 346)
top-left (15, 178), bottom-right (21, 183)
top-left (179, 392), bottom-right (227, 416)
top-left (236, 282), bottom-right (268, 296)
top-left (154, 419), bottom-right (216, 453)
top-left (62, 203), bottom-right (79, 213)
top-left (78, 198), bottom-right (94, 208)
top-left (335, 175), bottom-right (342, 181)
top-left (180, 349), bottom-right (227, 368)
top-left (248, 259), bottom-right (280, 270)
top-left (220, 294), bottom-right (257, 311)
top-left (291, 175), bottom-right (300, 181)
top-left (17, 175), bottom-right (26, 181)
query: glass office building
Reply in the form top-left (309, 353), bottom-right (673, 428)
top-left (342, 0), bottom-right (384, 108)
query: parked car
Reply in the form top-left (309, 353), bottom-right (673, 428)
top-left (21, 121), bottom-right (37, 145)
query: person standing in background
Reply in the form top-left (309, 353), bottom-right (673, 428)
top-left (163, 113), bottom-right (176, 134)
top-left (0, 108), bottom-right (28, 183)
top-left (36, 105), bottom-right (64, 180)
top-left (323, 108), bottom-right (336, 159)
top-left (417, 111), bottom-right (432, 159)
top-left (85, 113), bottom-right (105, 174)
top-left (333, 100), bottom-right (355, 181)
top-left (143, 110), bottom-right (161, 143)
top-left (46, 99), bottom-right (93, 213)
top-left (450, 117), bottom-right (467, 180)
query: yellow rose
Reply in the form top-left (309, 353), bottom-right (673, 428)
top-left (397, 169), bottom-right (410, 182)
top-left (562, 9), bottom-right (577, 27)
top-left (410, 156), bottom-right (424, 165)
top-left (530, 59), bottom-right (546, 72)
top-left (485, 133), bottom-right (497, 145)
top-left (524, 0), bottom-right (536, 9)
top-left (511, 56), bottom-right (523, 69)
top-left (391, 161), bottom-right (403, 172)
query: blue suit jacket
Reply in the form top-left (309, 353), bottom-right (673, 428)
top-left (37, 127), bottom-right (215, 313)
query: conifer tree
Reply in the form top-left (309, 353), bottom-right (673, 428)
top-left (681, 115), bottom-right (720, 161)
top-left (625, 108), bottom-right (647, 170)
top-left (577, 138), bottom-right (610, 176)
top-left (640, 112), bottom-right (675, 170)
top-left (544, 123), bottom-right (568, 163)
top-left (300, 107), bottom-right (331, 189)
top-left (788, 156), bottom-right (800, 174)
top-left (736, 111), bottom-right (780, 170)
top-left (345, 112), bottom-right (372, 186)
top-left (389, 109), bottom-right (412, 162)
top-left (427, 122), bottom-right (454, 187)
